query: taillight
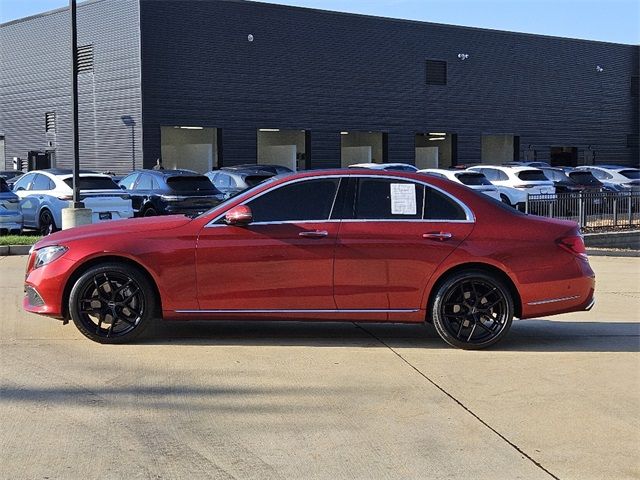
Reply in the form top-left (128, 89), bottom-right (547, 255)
top-left (556, 235), bottom-right (588, 261)
top-left (57, 194), bottom-right (73, 201)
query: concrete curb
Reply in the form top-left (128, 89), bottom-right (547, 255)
top-left (584, 230), bottom-right (640, 250)
top-left (0, 245), bottom-right (32, 256)
top-left (586, 248), bottom-right (640, 258)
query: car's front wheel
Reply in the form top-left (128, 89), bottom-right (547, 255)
top-left (69, 263), bottom-right (156, 344)
top-left (431, 270), bottom-right (514, 350)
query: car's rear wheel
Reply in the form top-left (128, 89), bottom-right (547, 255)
top-left (143, 207), bottom-right (157, 217)
top-left (39, 209), bottom-right (56, 235)
top-left (431, 270), bottom-right (514, 350)
top-left (69, 263), bottom-right (156, 344)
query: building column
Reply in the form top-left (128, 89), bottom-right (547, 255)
top-left (220, 127), bottom-right (257, 167)
top-left (309, 131), bottom-right (341, 169)
top-left (386, 132), bottom-right (416, 164)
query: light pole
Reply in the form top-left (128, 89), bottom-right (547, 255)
top-left (62, 0), bottom-right (92, 229)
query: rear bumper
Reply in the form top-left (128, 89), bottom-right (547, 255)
top-left (519, 257), bottom-right (596, 319)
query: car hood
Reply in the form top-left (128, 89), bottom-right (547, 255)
top-left (34, 215), bottom-right (193, 249)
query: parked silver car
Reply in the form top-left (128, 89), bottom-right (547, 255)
top-left (0, 178), bottom-right (23, 234)
top-left (12, 169), bottom-right (133, 234)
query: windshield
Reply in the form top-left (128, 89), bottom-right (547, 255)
top-left (167, 176), bottom-right (219, 193)
top-left (455, 173), bottom-right (492, 186)
top-left (63, 176), bottom-right (119, 190)
top-left (517, 170), bottom-right (548, 181)
top-left (620, 169), bottom-right (640, 180)
top-left (196, 175), bottom-right (281, 219)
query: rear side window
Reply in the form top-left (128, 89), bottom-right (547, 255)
top-left (211, 173), bottom-right (237, 189)
top-left (517, 170), bottom-right (548, 181)
top-left (168, 176), bottom-right (218, 192)
top-left (248, 178), bottom-right (339, 222)
top-left (479, 169), bottom-right (508, 181)
top-left (424, 187), bottom-right (466, 220)
top-left (455, 173), bottom-right (492, 186)
top-left (135, 174), bottom-right (155, 190)
top-left (63, 176), bottom-right (119, 190)
top-left (354, 179), bottom-right (424, 220)
top-left (384, 165), bottom-right (418, 172)
top-left (620, 169), bottom-right (640, 180)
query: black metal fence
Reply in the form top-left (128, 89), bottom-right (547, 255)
top-left (525, 191), bottom-right (640, 230)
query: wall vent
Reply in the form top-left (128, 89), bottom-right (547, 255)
top-left (45, 112), bottom-right (56, 133)
top-left (76, 44), bottom-right (94, 73)
top-left (426, 60), bottom-right (447, 85)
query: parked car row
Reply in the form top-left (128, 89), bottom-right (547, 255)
top-left (3, 162), bottom-right (637, 235)
top-left (353, 162), bottom-right (640, 209)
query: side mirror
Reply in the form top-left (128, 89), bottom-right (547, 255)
top-left (224, 205), bottom-right (253, 225)
top-left (119, 184), bottom-right (127, 190)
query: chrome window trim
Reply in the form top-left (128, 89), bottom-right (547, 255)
top-left (175, 308), bottom-right (420, 314)
top-left (205, 173), bottom-right (475, 228)
top-left (526, 295), bottom-right (581, 306)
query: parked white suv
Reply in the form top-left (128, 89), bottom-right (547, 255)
top-left (418, 169), bottom-right (501, 201)
top-left (468, 166), bottom-right (555, 207)
top-left (12, 169), bottom-right (134, 234)
top-left (348, 163), bottom-right (419, 172)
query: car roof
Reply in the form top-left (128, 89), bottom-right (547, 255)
top-left (128, 169), bottom-right (202, 177)
top-left (470, 165), bottom-right (539, 173)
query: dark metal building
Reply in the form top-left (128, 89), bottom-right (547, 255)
top-left (1, 0), bottom-right (638, 173)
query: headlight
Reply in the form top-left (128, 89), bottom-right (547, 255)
top-left (33, 246), bottom-right (68, 269)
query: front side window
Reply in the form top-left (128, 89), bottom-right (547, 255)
top-left (211, 172), bottom-right (236, 189)
top-left (13, 174), bottom-right (34, 191)
top-left (247, 178), bottom-right (340, 223)
top-left (353, 179), bottom-right (424, 220)
top-left (119, 173), bottom-right (139, 190)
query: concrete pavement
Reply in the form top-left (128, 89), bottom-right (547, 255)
top-left (0, 255), bottom-right (638, 480)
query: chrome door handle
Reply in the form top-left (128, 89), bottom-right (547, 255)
top-left (423, 232), bottom-right (453, 241)
top-left (299, 230), bottom-right (329, 238)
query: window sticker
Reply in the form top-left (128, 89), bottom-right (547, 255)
top-left (390, 183), bottom-right (417, 215)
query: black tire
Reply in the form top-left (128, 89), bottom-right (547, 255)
top-left (69, 263), bottom-right (157, 344)
top-left (143, 207), bottom-right (157, 217)
top-left (499, 194), bottom-right (512, 206)
top-left (39, 209), bottom-right (57, 235)
top-left (431, 270), bottom-right (514, 350)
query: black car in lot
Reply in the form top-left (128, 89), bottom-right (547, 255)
top-left (205, 164), bottom-right (293, 197)
top-left (540, 167), bottom-right (605, 193)
top-left (118, 169), bottom-right (225, 217)
top-left (0, 170), bottom-right (25, 187)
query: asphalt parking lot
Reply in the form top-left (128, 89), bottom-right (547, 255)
top-left (0, 254), bottom-right (638, 480)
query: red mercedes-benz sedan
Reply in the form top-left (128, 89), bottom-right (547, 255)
top-left (23, 169), bottom-right (595, 349)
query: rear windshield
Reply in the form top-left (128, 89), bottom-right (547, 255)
top-left (63, 176), bottom-right (119, 190)
top-left (620, 169), bottom-right (640, 180)
top-left (568, 171), bottom-right (601, 185)
top-left (167, 176), bottom-right (218, 192)
top-left (517, 170), bottom-right (548, 181)
top-left (244, 175), bottom-right (273, 187)
top-left (455, 173), bottom-right (492, 186)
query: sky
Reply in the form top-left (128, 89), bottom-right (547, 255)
top-left (0, 0), bottom-right (638, 45)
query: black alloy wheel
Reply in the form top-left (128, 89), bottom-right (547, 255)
top-left (431, 270), bottom-right (514, 350)
top-left (39, 209), bottom-right (56, 235)
top-left (499, 194), bottom-right (511, 206)
top-left (69, 263), bottom-right (156, 344)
